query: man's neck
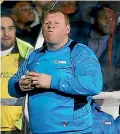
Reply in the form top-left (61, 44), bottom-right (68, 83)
top-left (0, 45), bottom-right (14, 56)
top-left (92, 30), bottom-right (110, 40)
top-left (47, 38), bottom-right (69, 50)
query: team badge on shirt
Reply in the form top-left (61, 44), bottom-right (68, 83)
top-left (54, 60), bottom-right (67, 64)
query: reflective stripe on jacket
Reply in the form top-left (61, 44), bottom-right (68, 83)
top-left (1, 98), bottom-right (24, 106)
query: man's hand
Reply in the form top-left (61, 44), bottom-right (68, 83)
top-left (19, 76), bottom-right (33, 92)
top-left (26, 72), bottom-right (52, 89)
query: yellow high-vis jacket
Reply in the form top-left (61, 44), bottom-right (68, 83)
top-left (0, 38), bottom-right (33, 131)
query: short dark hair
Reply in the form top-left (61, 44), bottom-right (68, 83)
top-left (89, 5), bottom-right (104, 19)
top-left (42, 9), bottom-right (70, 25)
top-left (1, 1), bottom-right (33, 10)
top-left (1, 11), bottom-right (16, 28)
top-left (1, 1), bottom-right (33, 14)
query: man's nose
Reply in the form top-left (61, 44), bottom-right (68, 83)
top-left (48, 22), bottom-right (55, 28)
top-left (105, 17), bottom-right (113, 23)
top-left (4, 29), bottom-right (9, 36)
top-left (29, 8), bottom-right (34, 13)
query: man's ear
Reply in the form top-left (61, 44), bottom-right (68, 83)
top-left (66, 24), bottom-right (71, 34)
top-left (90, 17), bottom-right (95, 24)
top-left (11, 14), bottom-right (18, 21)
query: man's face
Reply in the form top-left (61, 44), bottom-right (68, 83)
top-left (1, 17), bottom-right (16, 50)
top-left (42, 12), bottom-right (70, 45)
top-left (96, 9), bottom-right (113, 35)
top-left (13, 2), bottom-right (35, 24)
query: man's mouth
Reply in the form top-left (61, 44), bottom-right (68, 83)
top-left (48, 30), bottom-right (53, 32)
top-left (104, 25), bottom-right (110, 29)
top-left (2, 37), bottom-right (11, 41)
top-left (3, 38), bottom-right (10, 40)
top-left (29, 13), bottom-right (35, 18)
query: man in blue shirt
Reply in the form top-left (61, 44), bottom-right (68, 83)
top-left (91, 100), bottom-right (116, 134)
top-left (115, 116), bottom-right (120, 133)
top-left (115, 106), bottom-right (120, 134)
top-left (8, 9), bottom-right (103, 134)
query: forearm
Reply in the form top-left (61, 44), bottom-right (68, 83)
top-left (8, 59), bottom-right (29, 98)
top-left (8, 75), bottom-right (26, 98)
top-left (51, 56), bottom-right (103, 96)
top-left (51, 72), bottom-right (102, 96)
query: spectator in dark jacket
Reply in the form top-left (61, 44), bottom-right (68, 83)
top-left (70, 5), bottom-right (120, 92)
top-left (1, 1), bottom-right (41, 47)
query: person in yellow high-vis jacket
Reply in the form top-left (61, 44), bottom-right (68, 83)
top-left (0, 11), bottom-right (34, 134)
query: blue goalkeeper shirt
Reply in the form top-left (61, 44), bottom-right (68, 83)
top-left (8, 39), bottom-right (103, 133)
